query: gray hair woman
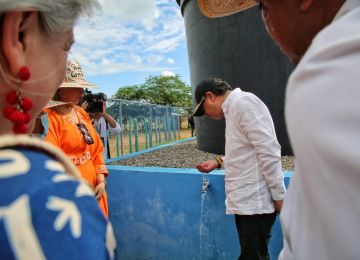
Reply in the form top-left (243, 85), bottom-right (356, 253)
top-left (0, 0), bottom-right (98, 133)
top-left (0, 1), bottom-right (115, 259)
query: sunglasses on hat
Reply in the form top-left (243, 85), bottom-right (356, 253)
top-left (77, 123), bottom-right (94, 145)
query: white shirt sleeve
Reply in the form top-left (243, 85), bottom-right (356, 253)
top-left (108, 122), bottom-right (121, 134)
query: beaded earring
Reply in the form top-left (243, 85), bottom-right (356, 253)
top-left (3, 66), bottom-right (34, 134)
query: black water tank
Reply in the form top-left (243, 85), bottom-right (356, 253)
top-left (178, 0), bottom-right (293, 155)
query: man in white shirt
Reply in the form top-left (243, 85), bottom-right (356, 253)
top-left (92, 101), bottom-right (121, 160)
top-left (251, 0), bottom-right (360, 259)
top-left (193, 78), bottom-right (286, 260)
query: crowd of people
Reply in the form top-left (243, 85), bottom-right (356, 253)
top-left (0, 0), bottom-right (359, 259)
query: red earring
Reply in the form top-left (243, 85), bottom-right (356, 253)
top-left (3, 66), bottom-right (33, 134)
top-left (18, 66), bottom-right (31, 81)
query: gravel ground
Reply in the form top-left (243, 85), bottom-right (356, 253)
top-left (109, 140), bottom-right (295, 171)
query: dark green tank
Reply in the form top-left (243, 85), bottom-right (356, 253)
top-left (178, 0), bottom-right (293, 155)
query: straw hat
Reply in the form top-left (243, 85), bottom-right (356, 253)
top-left (59, 60), bottom-right (96, 89)
top-left (198, 0), bottom-right (258, 18)
top-left (44, 100), bottom-right (72, 109)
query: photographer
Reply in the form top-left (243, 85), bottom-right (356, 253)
top-left (82, 97), bottom-right (121, 160)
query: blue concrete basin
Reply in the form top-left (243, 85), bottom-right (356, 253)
top-left (107, 163), bottom-right (292, 259)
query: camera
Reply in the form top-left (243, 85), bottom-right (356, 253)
top-left (83, 89), bottom-right (107, 113)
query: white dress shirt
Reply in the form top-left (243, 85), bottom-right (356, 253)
top-left (280, 1), bottom-right (360, 259)
top-left (94, 116), bottom-right (121, 159)
top-left (222, 88), bottom-right (286, 215)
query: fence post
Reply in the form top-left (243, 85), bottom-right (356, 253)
top-left (172, 116), bottom-right (176, 139)
top-left (163, 115), bottom-right (167, 142)
top-left (177, 114), bottom-right (181, 139)
top-left (167, 112), bottom-right (171, 140)
top-left (155, 116), bottom-right (159, 144)
top-left (116, 134), bottom-right (119, 157)
top-left (145, 118), bottom-right (148, 149)
top-left (149, 117), bottom-right (152, 148)
top-left (170, 113), bottom-right (173, 140)
top-left (134, 117), bottom-right (139, 152)
top-left (167, 108), bottom-right (172, 140)
top-left (149, 106), bottom-right (153, 148)
top-left (129, 117), bottom-right (133, 154)
top-left (119, 100), bottom-right (124, 156)
top-left (169, 115), bottom-right (172, 140)
top-left (158, 116), bottom-right (162, 143)
top-left (165, 109), bottom-right (168, 141)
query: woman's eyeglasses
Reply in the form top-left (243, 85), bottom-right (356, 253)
top-left (77, 123), bottom-right (94, 145)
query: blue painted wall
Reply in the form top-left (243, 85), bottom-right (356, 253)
top-left (107, 165), bottom-right (292, 260)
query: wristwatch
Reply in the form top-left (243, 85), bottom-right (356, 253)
top-left (215, 155), bottom-right (223, 169)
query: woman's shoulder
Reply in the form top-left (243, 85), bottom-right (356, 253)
top-left (43, 108), bottom-right (62, 122)
top-left (0, 143), bottom-right (82, 198)
top-left (0, 134), bottom-right (81, 178)
top-left (44, 107), bottom-right (58, 115)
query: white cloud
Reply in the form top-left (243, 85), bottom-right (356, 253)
top-left (129, 54), bottom-right (143, 64)
top-left (98, 0), bottom-right (157, 25)
top-left (161, 70), bottom-right (176, 77)
top-left (70, 1), bottom-right (185, 77)
top-left (147, 55), bottom-right (164, 64)
top-left (167, 58), bottom-right (175, 64)
top-left (144, 34), bottom-right (184, 52)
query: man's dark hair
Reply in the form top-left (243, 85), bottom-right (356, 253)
top-left (192, 78), bottom-right (233, 117)
top-left (195, 78), bottom-right (232, 104)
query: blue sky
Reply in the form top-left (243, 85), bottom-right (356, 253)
top-left (69, 0), bottom-right (190, 98)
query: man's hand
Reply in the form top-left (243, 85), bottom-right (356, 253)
top-left (101, 100), bottom-right (107, 115)
top-left (274, 200), bottom-right (283, 213)
top-left (102, 101), bottom-right (118, 128)
top-left (196, 160), bottom-right (218, 173)
top-left (81, 101), bottom-right (88, 111)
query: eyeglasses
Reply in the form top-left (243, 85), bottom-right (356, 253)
top-left (77, 123), bottom-right (94, 145)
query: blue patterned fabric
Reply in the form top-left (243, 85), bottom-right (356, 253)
top-left (0, 147), bottom-right (110, 259)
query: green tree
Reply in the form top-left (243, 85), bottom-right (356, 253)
top-left (113, 75), bottom-right (192, 108)
top-left (113, 85), bottom-right (145, 101)
top-left (142, 75), bottom-right (191, 108)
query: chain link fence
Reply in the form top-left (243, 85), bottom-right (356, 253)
top-left (106, 99), bottom-right (191, 158)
